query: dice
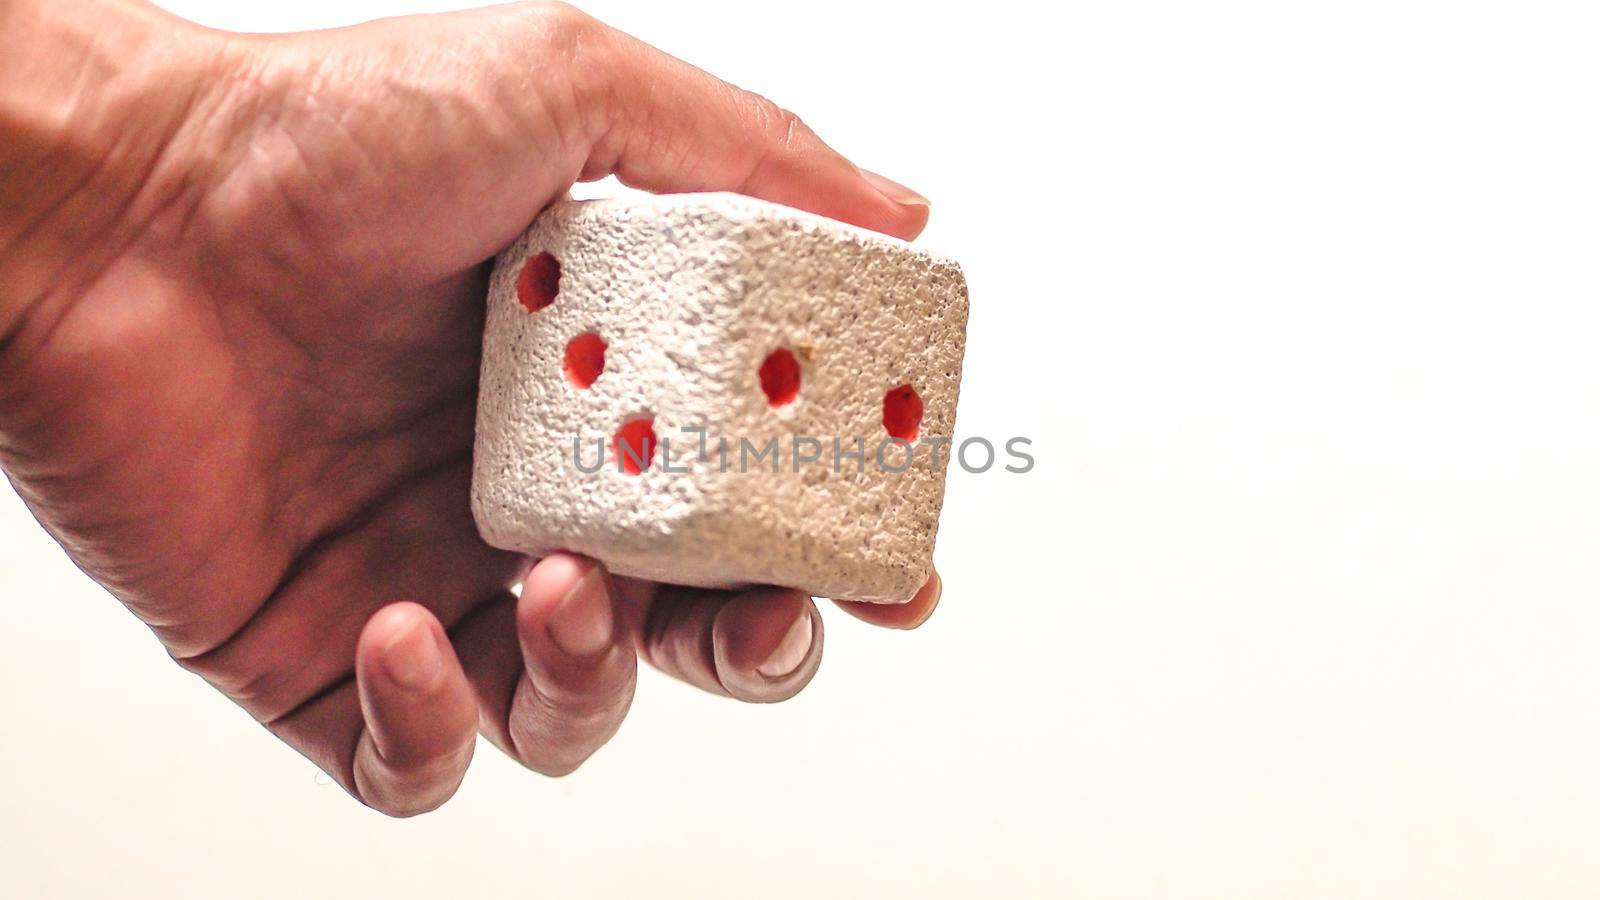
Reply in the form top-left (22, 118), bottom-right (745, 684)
top-left (471, 193), bottom-right (968, 603)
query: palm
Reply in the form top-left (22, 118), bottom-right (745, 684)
top-left (16, 170), bottom-right (528, 737)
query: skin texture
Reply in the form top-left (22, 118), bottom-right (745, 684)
top-left (0, 0), bottom-right (942, 815)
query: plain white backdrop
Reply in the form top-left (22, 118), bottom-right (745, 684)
top-left (4, 1), bottom-right (1599, 897)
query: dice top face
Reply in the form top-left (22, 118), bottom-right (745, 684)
top-left (472, 193), bottom-right (968, 603)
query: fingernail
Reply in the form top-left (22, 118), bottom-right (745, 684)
top-left (757, 610), bottom-right (815, 678)
top-left (549, 566), bottom-right (615, 658)
top-left (382, 620), bottom-right (444, 691)
top-left (859, 168), bottom-right (931, 209)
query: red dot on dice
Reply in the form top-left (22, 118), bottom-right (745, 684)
top-left (517, 252), bottom-right (561, 312)
top-left (882, 384), bottom-right (923, 442)
top-left (759, 348), bottom-right (801, 407)
top-left (564, 331), bottom-right (606, 388)
top-left (613, 417), bottom-right (657, 475)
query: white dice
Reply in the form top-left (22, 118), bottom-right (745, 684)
top-left (471, 193), bottom-right (968, 603)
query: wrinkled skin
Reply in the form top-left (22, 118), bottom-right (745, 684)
top-left (0, 0), bottom-right (941, 815)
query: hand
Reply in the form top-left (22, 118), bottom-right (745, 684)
top-left (0, 0), bottom-right (942, 815)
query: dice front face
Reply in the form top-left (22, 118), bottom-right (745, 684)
top-left (471, 194), bottom-right (968, 603)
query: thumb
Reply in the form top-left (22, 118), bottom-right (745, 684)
top-left (554, 3), bottom-right (932, 240)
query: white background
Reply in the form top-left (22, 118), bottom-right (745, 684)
top-left (4, 1), bottom-right (1599, 897)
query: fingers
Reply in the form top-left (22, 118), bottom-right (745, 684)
top-left (280, 560), bottom-right (913, 816)
top-left (615, 581), bottom-right (824, 703)
top-left (569, 7), bottom-right (932, 240)
top-left (508, 555), bottom-right (639, 773)
top-left (455, 554), bottom-right (637, 776)
top-left (833, 571), bottom-right (943, 630)
top-left (351, 602), bottom-right (478, 817)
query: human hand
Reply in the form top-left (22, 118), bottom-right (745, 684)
top-left (0, 0), bottom-right (942, 815)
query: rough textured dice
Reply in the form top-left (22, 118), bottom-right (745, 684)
top-left (471, 193), bottom-right (968, 603)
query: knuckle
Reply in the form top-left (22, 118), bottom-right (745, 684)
top-left (518, 1), bottom-right (598, 49)
top-left (527, 654), bottom-right (636, 723)
top-left (354, 746), bottom-right (469, 818)
top-left (507, 670), bottom-right (635, 775)
top-left (505, 1), bottom-right (611, 149)
top-left (373, 795), bottom-right (444, 819)
top-left (745, 93), bottom-right (809, 150)
top-left (535, 755), bottom-right (587, 779)
top-left (508, 729), bottom-right (589, 778)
